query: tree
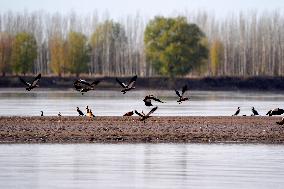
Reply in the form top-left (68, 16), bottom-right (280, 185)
top-left (66, 31), bottom-right (89, 76)
top-left (11, 32), bottom-right (37, 75)
top-left (210, 39), bottom-right (224, 76)
top-left (144, 16), bottom-right (208, 77)
top-left (0, 32), bottom-right (13, 76)
top-left (49, 34), bottom-right (68, 76)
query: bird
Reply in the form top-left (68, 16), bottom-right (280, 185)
top-left (123, 111), bottom-right (134, 116)
top-left (77, 107), bottom-right (84, 116)
top-left (232, 107), bottom-right (240, 116)
top-left (276, 117), bottom-right (284, 125)
top-left (40, 111), bottom-right (43, 116)
top-left (266, 108), bottom-right (284, 116)
top-left (86, 106), bottom-right (95, 118)
top-left (143, 95), bottom-right (164, 106)
top-left (175, 85), bottom-right (189, 103)
top-left (135, 106), bottom-right (158, 122)
top-left (73, 79), bottom-right (100, 95)
top-left (252, 107), bottom-right (259, 116)
top-left (19, 73), bottom-right (41, 91)
top-left (116, 75), bottom-right (137, 94)
top-left (58, 112), bottom-right (62, 116)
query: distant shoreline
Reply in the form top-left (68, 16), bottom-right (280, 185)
top-left (0, 116), bottom-right (283, 144)
top-left (1, 76), bottom-right (284, 91)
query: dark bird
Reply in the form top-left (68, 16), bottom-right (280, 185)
top-left (252, 107), bottom-right (259, 116)
top-left (266, 108), bottom-right (284, 116)
top-left (40, 111), bottom-right (43, 116)
top-left (135, 106), bottom-right (158, 122)
top-left (276, 117), bottom-right (284, 125)
top-left (175, 85), bottom-right (189, 103)
top-left (58, 112), bottom-right (62, 116)
top-left (123, 111), bottom-right (134, 116)
top-left (143, 95), bottom-right (164, 106)
top-left (232, 107), bottom-right (240, 116)
top-left (116, 75), bottom-right (137, 94)
top-left (73, 79), bottom-right (100, 95)
top-left (19, 73), bottom-right (41, 91)
top-left (77, 107), bottom-right (84, 116)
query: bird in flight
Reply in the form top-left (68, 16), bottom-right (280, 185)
top-left (19, 73), bottom-right (41, 91)
top-left (116, 75), bottom-right (137, 94)
top-left (73, 79), bottom-right (100, 95)
top-left (175, 85), bottom-right (189, 103)
top-left (143, 95), bottom-right (164, 106)
top-left (135, 106), bottom-right (158, 122)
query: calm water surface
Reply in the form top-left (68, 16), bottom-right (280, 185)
top-left (1, 89), bottom-right (284, 116)
top-left (0, 143), bottom-right (283, 189)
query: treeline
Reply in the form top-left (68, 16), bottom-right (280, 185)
top-left (0, 10), bottom-right (284, 77)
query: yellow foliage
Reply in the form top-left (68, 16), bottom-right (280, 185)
top-left (210, 39), bottom-right (224, 76)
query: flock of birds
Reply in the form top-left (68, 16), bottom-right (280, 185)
top-left (19, 73), bottom-right (284, 124)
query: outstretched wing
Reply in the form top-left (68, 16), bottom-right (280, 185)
top-left (175, 90), bottom-right (181, 98)
top-left (91, 80), bottom-right (100, 86)
top-left (135, 110), bottom-right (144, 118)
top-left (78, 79), bottom-right (91, 86)
top-left (116, 78), bottom-right (127, 88)
top-left (127, 75), bottom-right (137, 88)
top-left (31, 74), bottom-right (41, 87)
top-left (146, 106), bottom-right (158, 117)
top-left (181, 85), bottom-right (187, 96)
top-left (19, 77), bottom-right (30, 87)
top-left (148, 95), bottom-right (164, 103)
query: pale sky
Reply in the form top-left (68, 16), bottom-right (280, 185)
top-left (0, 0), bottom-right (283, 18)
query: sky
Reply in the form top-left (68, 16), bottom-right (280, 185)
top-left (0, 0), bottom-right (284, 19)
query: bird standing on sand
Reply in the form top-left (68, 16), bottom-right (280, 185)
top-left (143, 95), bottom-right (164, 106)
top-left (19, 73), bottom-right (41, 91)
top-left (232, 107), bottom-right (240, 116)
top-left (77, 107), bottom-right (84, 116)
top-left (252, 107), bottom-right (259, 116)
top-left (40, 111), bottom-right (43, 116)
top-left (266, 108), bottom-right (284, 116)
top-left (123, 111), bottom-right (134, 116)
top-left (58, 112), bottom-right (62, 116)
top-left (175, 85), bottom-right (189, 104)
top-left (276, 117), bottom-right (284, 125)
top-left (86, 106), bottom-right (95, 118)
top-left (135, 106), bottom-right (158, 122)
top-left (116, 75), bottom-right (137, 94)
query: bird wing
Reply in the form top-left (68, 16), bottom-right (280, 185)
top-left (175, 90), bottom-right (182, 98)
top-left (19, 77), bottom-right (30, 87)
top-left (150, 96), bottom-right (164, 103)
top-left (146, 106), bottom-right (158, 117)
top-left (91, 80), bottom-right (100, 86)
top-left (127, 75), bottom-right (137, 88)
top-left (135, 110), bottom-right (144, 118)
top-left (181, 85), bottom-right (188, 96)
top-left (31, 73), bottom-right (41, 87)
top-left (116, 78), bottom-right (127, 88)
top-left (78, 79), bottom-right (91, 86)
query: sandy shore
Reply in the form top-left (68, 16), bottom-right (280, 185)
top-left (0, 116), bottom-right (284, 144)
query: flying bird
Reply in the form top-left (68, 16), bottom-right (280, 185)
top-left (252, 107), bottom-right (259, 116)
top-left (175, 85), bottom-right (189, 103)
top-left (116, 75), bottom-right (137, 94)
top-left (232, 107), bottom-right (240, 116)
top-left (123, 111), bottom-right (134, 116)
top-left (73, 79), bottom-right (100, 95)
top-left (19, 73), bottom-right (41, 91)
top-left (143, 95), bottom-right (164, 106)
top-left (276, 117), bottom-right (284, 125)
top-left (135, 106), bottom-right (158, 122)
top-left (77, 107), bottom-right (84, 116)
top-left (266, 108), bottom-right (284, 116)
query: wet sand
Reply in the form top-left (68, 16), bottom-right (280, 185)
top-left (0, 116), bottom-right (284, 144)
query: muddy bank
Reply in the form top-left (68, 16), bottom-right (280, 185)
top-left (0, 116), bottom-right (284, 144)
top-left (1, 76), bottom-right (284, 91)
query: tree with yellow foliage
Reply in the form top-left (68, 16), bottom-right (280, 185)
top-left (0, 33), bottom-right (13, 76)
top-left (210, 39), bottom-right (224, 76)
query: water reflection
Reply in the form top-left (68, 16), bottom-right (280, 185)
top-left (0, 144), bottom-right (284, 189)
top-left (1, 89), bottom-right (284, 116)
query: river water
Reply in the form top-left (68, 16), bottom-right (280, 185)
top-left (0, 143), bottom-right (283, 189)
top-left (1, 89), bottom-right (284, 116)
